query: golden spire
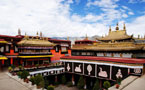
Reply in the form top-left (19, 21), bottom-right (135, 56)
top-left (40, 31), bottom-right (42, 37)
top-left (67, 37), bottom-right (69, 40)
top-left (138, 35), bottom-right (140, 39)
top-left (24, 32), bottom-right (29, 40)
top-left (116, 22), bottom-right (119, 31)
top-left (123, 23), bottom-right (126, 30)
top-left (36, 32), bottom-right (39, 39)
top-left (85, 34), bottom-right (88, 40)
top-left (18, 28), bottom-right (21, 35)
top-left (109, 25), bottom-right (111, 32)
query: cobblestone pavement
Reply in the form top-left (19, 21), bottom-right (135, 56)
top-left (0, 71), bottom-right (30, 90)
top-left (55, 85), bottom-right (78, 90)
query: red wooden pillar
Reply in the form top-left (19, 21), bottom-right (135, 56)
top-left (10, 58), bottom-right (13, 65)
top-left (2, 60), bottom-right (4, 65)
top-left (20, 59), bottom-right (23, 64)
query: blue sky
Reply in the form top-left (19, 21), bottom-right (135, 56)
top-left (0, 0), bottom-right (145, 37)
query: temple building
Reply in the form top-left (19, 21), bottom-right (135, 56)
top-left (72, 23), bottom-right (145, 58)
top-left (60, 23), bottom-right (145, 89)
top-left (0, 30), bottom-right (71, 70)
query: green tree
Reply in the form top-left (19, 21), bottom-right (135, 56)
top-left (61, 75), bottom-right (66, 84)
top-left (30, 76), bottom-right (35, 85)
top-left (93, 79), bottom-right (100, 90)
top-left (21, 70), bottom-right (29, 79)
top-left (34, 74), bottom-right (44, 86)
top-left (39, 80), bottom-right (45, 90)
top-left (47, 85), bottom-right (54, 90)
top-left (17, 71), bottom-right (22, 78)
top-left (103, 81), bottom-right (111, 90)
top-left (8, 66), bottom-right (12, 72)
top-left (18, 65), bottom-right (23, 71)
top-left (11, 65), bottom-right (16, 72)
top-left (44, 80), bottom-right (49, 89)
top-left (116, 76), bottom-right (122, 85)
top-left (77, 76), bottom-right (85, 89)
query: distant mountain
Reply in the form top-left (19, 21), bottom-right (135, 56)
top-left (51, 35), bottom-right (101, 44)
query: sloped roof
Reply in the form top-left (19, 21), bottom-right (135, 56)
top-left (99, 30), bottom-right (132, 41)
top-left (72, 45), bottom-right (142, 51)
top-left (18, 39), bottom-right (55, 47)
top-left (0, 39), bottom-right (8, 44)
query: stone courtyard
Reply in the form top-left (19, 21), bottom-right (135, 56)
top-left (0, 70), bottom-right (78, 90)
top-left (0, 71), bottom-right (30, 90)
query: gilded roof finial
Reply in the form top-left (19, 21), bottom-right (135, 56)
top-left (116, 22), bottom-right (119, 31)
top-left (109, 25), bottom-right (111, 32)
top-left (85, 34), bottom-right (88, 40)
top-left (36, 32), bottom-right (39, 39)
top-left (123, 23), bottom-right (126, 31)
top-left (138, 35), bottom-right (140, 39)
top-left (40, 32), bottom-right (42, 37)
top-left (18, 28), bottom-right (21, 35)
top-left (24, 32), bottom-right (29, 40)
top-left (67, 37), bottom-right (69, 40)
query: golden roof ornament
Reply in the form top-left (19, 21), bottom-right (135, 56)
top-left (116, 22), bottom-right (119, 31)
top-left (138, 35), bottom-right (140, 39)
top-left (18, 28), bottom-right (21, 35)
top-left (85, 34), bottom-right (88, 40)
top-left (109, 25), bottom-right (111, 32)
top-left (67, 37), bottom-right (69, 40)
top-left (40, 31), bottom-right (42, 37)
top-left (24, 32), bottom-right (29, 40)
top-left (123, 23), bottom-right (126, 31)
top-left (36, 32), bottom-right (39, 39)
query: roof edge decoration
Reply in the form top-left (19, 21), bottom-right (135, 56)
top-left (17, 33), bottom-right (56, 47)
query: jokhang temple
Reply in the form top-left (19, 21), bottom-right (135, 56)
top-left (0, 23), bottom-right (145, 89)
top-left (61, 23), bottom-right (145, 89)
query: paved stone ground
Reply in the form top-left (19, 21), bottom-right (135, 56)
top-left (55, 85), bottom-right (78, 90)
top-left (0, 71), bottom-right (30, 90)
top-left (0, 68), bottom-right (78, 90)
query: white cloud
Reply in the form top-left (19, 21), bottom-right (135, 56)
top-left (128, 11), bottom-right (134, 15)
top-left (127, 15), bottom-right (145, 37)
top-left (0, 0), bottom-right (144, 38)
top-left (0, 0), bottom-right (109, 37)
top-left (87, 0), bottom-right (118, 8)
top-left (122, 14), bottom-right (128, 18)
top-left (129, 0), bottom-right (145, 3)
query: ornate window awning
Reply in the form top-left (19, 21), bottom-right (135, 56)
top-left (0, 56), bottom-right (8, 60)
top-left (18, 55), bottom-right (53, 58)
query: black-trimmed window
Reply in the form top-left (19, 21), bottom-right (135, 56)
top-left (5, 45), bottom-right (10, 52)
top-left (55, 46), bottom-right (59, 52)
top-left (14, 46), bottom-right (19, 53)
top-left (0, 46), bottom-right (4, 53)
top-left (61, 47), bottom-right (67, 52)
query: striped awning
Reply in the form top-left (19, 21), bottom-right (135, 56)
top-left (18, 55), bottom-right (53, 58)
